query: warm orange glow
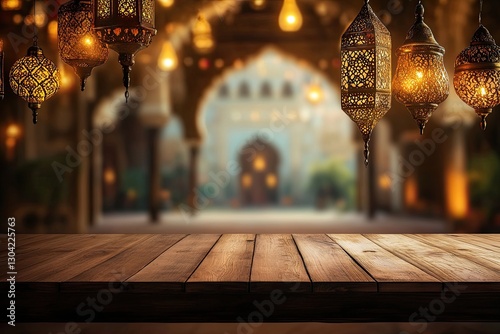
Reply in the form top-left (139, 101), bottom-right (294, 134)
top-left (445, 170), bottom-right (469, 219)
top-left (1, 0), bottom-right (22, 11)
top-left (306, 84), bottom-right (324, 104)
top-left (480, 86), bottom-right (487, 97)
top-left (253, 155), bottom-right (266, 171)
top-left (279, 0), bottom-right (302, 32)
top-left (251, 0), bottom-right (266, 10)
top-left (12, 14), bottom-right (23, 24)
top-left (48, 20), bottom-right (58, 41)
top-left (378, 174), bottom-right (392, 190)
top-left (416, 71), bottom-right (423, 79)
top-left (192, 15), bottom-right (215, 53)
top-left (158, 0), bottom-right (174, 8)
top-left (242, 174), bottom-right (252, 188)
top-left (404, 176), bottom-right (418, 208)
top-left (266, 173), bottom-right (277, 188)
top-left (59, 63), bottom-right (74, 90)
top-left (104, 168), bottom-right (117, 185)
top-left (158, 41), bottom-right (178, 72)
top-left (6, 124), bottom-right (21, 139)
top-left (81, 35), bottom-right (94, 47)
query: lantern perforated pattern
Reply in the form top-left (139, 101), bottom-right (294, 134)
top-left (97, 0), bottom-right (110, 19)
top-left (58, 0), bottom-right (108, 91)
top-left (341, 1), bottom-right (391, 165)
top-left (393, 3), bottom-right (449, 134)
top-left (9, 46), bottom-right (60, 124)
top-left (454, 25), bottom-right (500, 129)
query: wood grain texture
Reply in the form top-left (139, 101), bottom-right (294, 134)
top-left (250, 234), bottom-right (311, 293)
top-left (127, 234), bottom-right (221, 292)
top-left (16, 235), bottom-right (150, 282)
top-left (329, 234), bottom-right (441, 292)
top-left (446, 234), bottom-right (500, 252)
top-left (366, 234), bottom-right (500, 292)
top-left (187, 234), bottom-right (255, 293)
top-left (293, 234), bottom-right (376, 292)
top-left (61, 234), bottom-right (187, 292)
top-left (408, 234), bottom-right (500, 272)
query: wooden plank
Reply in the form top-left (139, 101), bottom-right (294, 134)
top-left (0, 234), bottom-right (108, 281)
top-left (127, 234), bottom-right (221, 292)
top-left (187, 234), bottom-right (255, 293)
top-left (446, 234), bottom-right (500, 252)
top-left (61, 234), bottom-right (187, 292)
top-left (328, 235), bottom-right (441, 292)
top-left (16, 234), bottom-right (151, 282)
top-left (250, 234), bottom-right (311, 293)
top-left (366, 234), bottom-right (500, 292)
top-left (408, 235), bottom-right (500, 272)
top-left (293, 234), bottom-right (376, 292)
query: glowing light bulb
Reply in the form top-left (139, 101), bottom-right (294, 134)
top-left (48, 20), bottom-right (58, 41)
top-left (279, 0), bottom-right (302, 32)
top-left (158, 41), bottom-right (178, 72)
top-left (306, 83), bottom-right (324, 104)
top-left (480, 87), bottom-right (487, 96)
top-left (416, 71), bottom-right (423, 79)
top-left (158, 0), bottom-right (174, 8)
top-left (82, 35), bottom-right (93, 46)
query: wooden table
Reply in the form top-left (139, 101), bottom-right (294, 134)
top-left (1, 234), bottom-right (499, 323)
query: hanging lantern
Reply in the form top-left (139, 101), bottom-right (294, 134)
top-left (341, 0), bottom-right (392, 166)
top-left (158, 40), bottom-right (178, 72)
top-left (279, 0), bottom-right (303, 32)
top-left (454, 1), bottom-right (500, 130)
top-left (9, 41), bottom-right (60, 124)
top-left (192, 14), bottom-right (215, 54)
top-left (0, 39), bottom-right (4, 100)
top-left (93, 0), bottom-right (157, 101)
top-left (393, 1), bottom-right (449, 135)
top-left (58, 0), bottom-right (109, 91)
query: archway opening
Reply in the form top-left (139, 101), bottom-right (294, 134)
top-left (197, 48), bottom-right (358, 211)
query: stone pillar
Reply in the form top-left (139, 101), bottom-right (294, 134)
top-left (187, 142), bottom-right (200, 214)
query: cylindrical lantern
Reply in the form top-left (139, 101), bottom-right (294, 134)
top-left (93, 0), bottom-right (157, 101)
top-left (341, 0), bottom-right (391, 166)
top-left (454, 24), bottom-right (500, 130)
top-left (9, 42), bottom-right (60, 124)
top-left (393, 2), bottom-right (449, 135)
top-left (58, 0), bottom-right (109, 91)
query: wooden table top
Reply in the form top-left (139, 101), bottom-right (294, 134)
top-left (1, 234), bottom-right (499, 323)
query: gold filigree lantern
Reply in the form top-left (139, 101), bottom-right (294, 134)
top-left (341, 0), bottom-right (391, 166)
top-left (9, 39), bottom-right (60, 124)
top-left (58, 0), bottom-right (109, 91)
top-left (93, 0), bottom-right (157, 101)
top-left (454, 0), bottom-right (500, 130)
top-left (393, 1), bottom-right (449, 135)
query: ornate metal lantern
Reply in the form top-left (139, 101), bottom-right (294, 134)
top-left (454, 11), bottom-right (500, 130)
top-left (0, 39), bottom-right (4, 100)
top-left (341, 0), bottom-right (391, 166)
top-left (9, 40), bottom-right (60, 124)
top-left (393, 1), bottom-right (449, 135)
top-left (58, 0), bottom-right (109, 91)
top-left (93, 0), bottom-right (157, 101)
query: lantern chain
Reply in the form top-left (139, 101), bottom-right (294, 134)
top-left (33, 0), bottom-right (38, 45)
top-left (479, 0), bottom-right (483, 25)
